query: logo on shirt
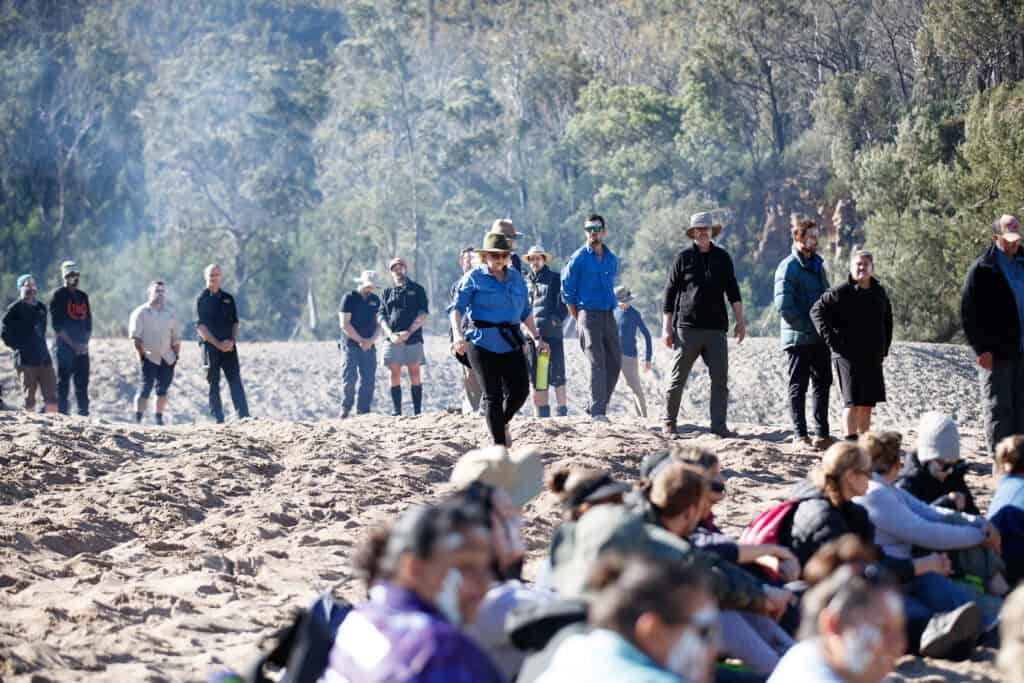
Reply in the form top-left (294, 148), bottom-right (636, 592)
top-left (67, 300), bottom-right (89, 321)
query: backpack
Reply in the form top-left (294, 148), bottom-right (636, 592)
top-left (738, 500), bottom-right (802, 581)
top-left (209, 592), bottom-right (352, 683)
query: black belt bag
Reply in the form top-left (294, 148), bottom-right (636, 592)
top-left (473, 319), bottom-right (526, 350)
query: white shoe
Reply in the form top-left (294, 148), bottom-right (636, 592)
top-left (591, 414), bottom-right (610, 423)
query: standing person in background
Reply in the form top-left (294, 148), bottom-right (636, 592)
top-left (451, 247), bottom-right (483, 415)
top-left (379, 256), bottom-right (429, 416)
top-left (774, 214), bottom-right (833, 449)
top-left (338, 270), bottom-right (382, 418)
top-left (525, 245), bottom-right (568, 417)
top-left (613, 286), bottom-right (652, 418)
top-left (195, 264), bottom-right (250, 423)
top-left (661, 212), bottom-right (745, 438)
top-left (561, 214), bottom-right (621, 423)
top-left (811, 250), bottom-right (892, 438)
top-left (2, 274), bottom-right (57, 413)
top-left (450, 233), bottom-right (547, 446)
top-left (128, 280), bottom-right (180, 425)
top-left (961, 214), bottom-right (1024, 457)
top-left (489, 219), bottom-right (524, 273)
top-left (50, 260), bottom-right (91, 416)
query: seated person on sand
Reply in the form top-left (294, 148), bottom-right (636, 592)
top-left (856, 431), bottom-right (1008, 598)
top-left (778, 442), bottom-right (985, 660)
top-left (896, 412), bottom-right (980, 514)
top-left (633, 461), bottom-right (794, 675)
top-left (768, 562), bottom-right (905, 683)
top-left (536, 553), bottom-right (719, 683)
top-left (327, 500), bottom-right (505, 683)
top-left (990, 436), bottom-right (1024, 587)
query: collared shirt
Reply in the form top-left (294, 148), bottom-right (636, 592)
top-left (379, 279), bottom-right (429, 345)
top-left (129, 303), bottom-right (180, 364)
top-left (560, 244), bottom-right (618, 311)
top-left (195, 288), bottom-right (239, 342)
top-left (340, 290), bottom-right (382, 344)
top-left (614, 305), bottom-right (652, 361)
top-left (327, 582), bottom-right (506, 683)
top-left (995, 248), bottom-right (1024, 351)
top-left (448, 265), bottom-right (531, 353)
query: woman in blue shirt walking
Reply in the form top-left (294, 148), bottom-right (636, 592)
top-left (450, 232), bottom-right (548, 445)
top-left (614, 286), bottom-right (653, 417)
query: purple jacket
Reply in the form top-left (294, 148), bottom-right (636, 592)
top-left (327, 582), bottom-right (506, 683)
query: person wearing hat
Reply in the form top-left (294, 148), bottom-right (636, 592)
top-left (525, 245), bottom-right (568, 417)
top-left (811, 249), bottom-right (892, 438)
top-left (613, 285), bottom-right (652, 418)
top-left (2, 274), bottom-right (58, 413)
top-left (897, 412), bottom-right (981, 515)
top-left (378, 256), bottom-right (429, 416)
top-left (774, 213), bottom-right (833, 449)
top-left (661, 211), bottom-right (744, 437)
top-left (962, 214), bottom-right (1024, 457)
top-left (489, 218), bottom-right (524, 273)
top-left (450, 247), bottom-right (483, 414)
top-left (450, 233), bottom-right (548, 445)
top-left (128, 280), bottom-right (180, 425)
top-left (49, 259), bottom-right (92, 416)
top-left (561, 214), bottom-right (621, 422)
top-left (195, 264), bottom-right (250, 423)
top-left (338, 270), bottom-right (383, 418)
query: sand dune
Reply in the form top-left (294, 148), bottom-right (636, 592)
top-left (0, 336), bottom-right (999, 681)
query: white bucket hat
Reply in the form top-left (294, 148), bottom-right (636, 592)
top-left (353, 270), bottom-right (381, 289)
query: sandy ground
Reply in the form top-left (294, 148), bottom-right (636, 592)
top-left (0, 336), bottom-right (1000, 681)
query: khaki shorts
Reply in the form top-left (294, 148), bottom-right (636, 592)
top-left (18, 366), bottom-right (57, 410)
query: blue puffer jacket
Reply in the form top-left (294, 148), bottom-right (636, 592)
top-left (774, 247), bottom-right (829, 349)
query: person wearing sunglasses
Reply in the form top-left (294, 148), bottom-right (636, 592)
top-left (896, 412), bottom-right (980, 515)
top-left (560, 214), bottom-right (621, 423)
top-left (661, 211), bottom-right (744, 438)
top-left (535, 553), bottom-right (719, 683)
top-left (450, 232), bottom-right (547, 446)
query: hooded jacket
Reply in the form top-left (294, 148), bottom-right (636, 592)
top-left (961, 243), bottom-right (1023, 360)
top-left (774, 247), bottom-right (829, 349)
top-left (810, 276), bottom-right (893, 362)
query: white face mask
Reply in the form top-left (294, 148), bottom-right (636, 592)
top-left (665, 606), bottom-right (717, 681)
top-left (435, 568), bottom-right (463, 625)
top-left (842, 623), bottom-right (881, 675)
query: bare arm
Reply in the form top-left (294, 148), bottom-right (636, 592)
top-left (567, 303), bottom-right (578, 321)
top-left (132, 337), bottom-right (145, 360)
top-left (731, 301), bottom-right (746, 343)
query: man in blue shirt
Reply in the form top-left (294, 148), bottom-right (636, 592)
top-left (561, 214), bottom-right (621, 421)
top-left (613, 286), bottom-right (652, 418)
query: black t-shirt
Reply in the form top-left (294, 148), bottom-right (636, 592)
top-left (2, 299), bottom-right (51, 368)
top-left (195, 288), bottom-right (239, 342)
top-left (340, 290), bottom-right (382, 343)
top-left (379, 279), bottom-right (429, 345)
top-left (49, 286), bottom-right (92, 345)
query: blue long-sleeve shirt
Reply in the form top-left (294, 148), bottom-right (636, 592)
top-left (560, 244), bottom-right (618, 311)
top-left (995, 248), bottom-right (1024, 352)
top-left (448, 265), bottom-right (531, 354)
top-left (614, 306), bottom-right (652, 361)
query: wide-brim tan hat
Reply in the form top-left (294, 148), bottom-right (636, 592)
top-left (614, 285), bottom-right (633, 303)
top-left (686, 211), bottom-right (723, 238)
top-left (476, 232), bottom-right (513, 256)
top-left (449, 445), bottom-right (545, 507)
top-left (353, 270), bottom-right (381, 288)
top-left (525, 245), bottom-right (551, 263)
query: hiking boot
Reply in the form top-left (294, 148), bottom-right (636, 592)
top-left (662, 421), bottom-right (677, 437)
top-left (340, 407), bottom-right (351, 419)
top-left (919, 602), bottom-right (982, 659)
top-left (812, 435), bottom-right (835, 450)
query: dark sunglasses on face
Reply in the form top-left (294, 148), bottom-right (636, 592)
top-left (584, 224), bottom-right (603, 232)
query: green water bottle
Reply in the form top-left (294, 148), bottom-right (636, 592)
top-left (536, 346), bottom-right (550, 391)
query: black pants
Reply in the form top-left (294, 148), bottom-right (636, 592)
top-left (138, 358), bottom-right (176, 398)
top-left (342, 343), bottom-right (377, 414)
top-left (467, 343), bottom-right (530, 445)
top-left (204, 344), bottom-right (249, 423)
top-left (786, 344), bottom-right (832, 437)
top-left (55, 344), bottom-right (89, 416)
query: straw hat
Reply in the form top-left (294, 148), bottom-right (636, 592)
top-left (525, 245), bottom-right (552, 264)
top-left (449, 445), bottom-right (545, 507)
top-left (687, 211), bottom-right (723, 239)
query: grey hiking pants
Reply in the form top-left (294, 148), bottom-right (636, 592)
top-left (620, 355), bottom-right (648, 417)
top-left (342, 343), bottom-right (377, 414)
top-left (981, 352), bottom-right (1024, 456)
top-left (578, 309), bottom-right (622, 416)
top-left (663, 328), bottom-right (728, 430)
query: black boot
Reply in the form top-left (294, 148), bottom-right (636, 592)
top-left (154, 413), bottom-right (164, 426)
top-left (390, 386), bottom-right (402, 416)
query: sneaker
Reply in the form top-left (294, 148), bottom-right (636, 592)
top-left (591, 414), bottom-right (610, 423)
top-left (919, 602), bottom-right (982, 659)
top-left (812, 435), bottom-right (836, 450)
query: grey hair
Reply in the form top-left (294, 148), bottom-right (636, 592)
top-left (203, 264), bottom-right (220, 279)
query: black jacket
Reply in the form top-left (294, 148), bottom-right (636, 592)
top-left (662, 243), bottom-right (742, 331)
top-left (810, 276), bottom-right (893, 362)
top-left (961, 243), bottom-right (1022, 360)
top-left (2, 299), bottom-right (52, 368)
top-left (781, 481), bottom-right (915, 582)
top-left (525, 265), bottom-right (568, 338)
top-left (896, 450), bottom-right (980, 516)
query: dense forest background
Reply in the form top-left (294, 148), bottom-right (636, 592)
top-left (1, 0), bottom-right (1022, 341)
